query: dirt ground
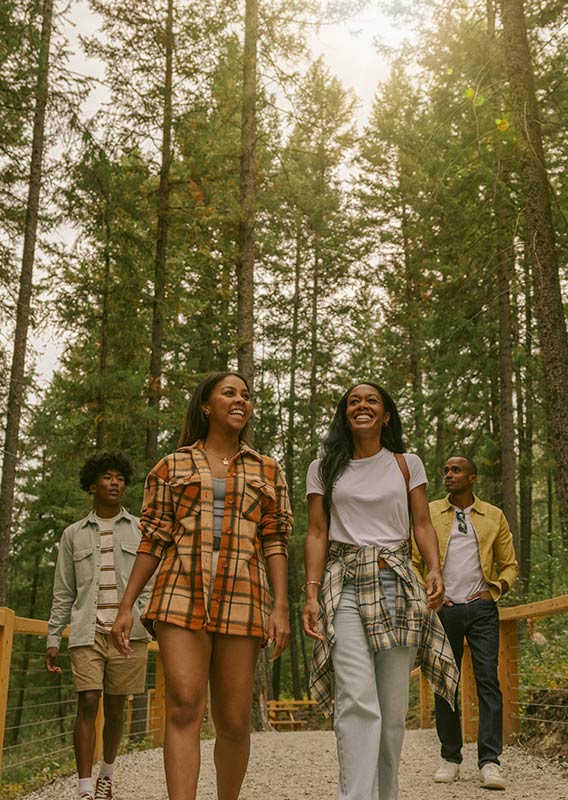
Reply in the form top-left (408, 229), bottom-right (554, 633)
top-left (22, 728), bottom-right (567, 799)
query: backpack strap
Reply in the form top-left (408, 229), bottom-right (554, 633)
top-left (393, 452), bottom-right (412, 541)
top-left (393, 452), bottom-right (410, 494)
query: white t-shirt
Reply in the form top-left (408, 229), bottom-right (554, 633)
top-left (306, 449), bottom-right (428, 547)
top-left (442, 505), bottom-right (490, 604)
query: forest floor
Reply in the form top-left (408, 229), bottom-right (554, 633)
top-left (22, 728), bottom-right (567, 800)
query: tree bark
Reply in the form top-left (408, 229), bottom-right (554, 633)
top-left (145, 0), bottom-right (173, 468)
top-left (236, 0), bottom-right (258, 388)
top-left (500, 0), bottom-right (568, 544)
top-left (493, 161), bottom-right (519, 550)
top-left (517, 247), bottom-right (533, 593)
top-left (0, 0), bottom-right (54, 603)
top-left (96, 207), bottom-right (112, 449)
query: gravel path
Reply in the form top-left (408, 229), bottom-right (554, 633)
top-left (23, 729), bottom-right (567, 799)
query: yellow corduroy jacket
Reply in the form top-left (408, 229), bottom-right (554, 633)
top-left (412, 494), bottom-right (519, 601)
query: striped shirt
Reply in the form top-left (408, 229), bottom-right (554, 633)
top-left (137, 441), bottom-right (292, 641)
top-left (94, 513), bottom-right (120, 632)
top-left (310, 541), bottom-right (460, 715)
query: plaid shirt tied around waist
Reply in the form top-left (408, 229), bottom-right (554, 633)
top-left (137, 441), bottom-right (292, 641)
top-left (310, 540), bottom-right (459, 716)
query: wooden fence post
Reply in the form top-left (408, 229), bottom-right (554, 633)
top-left (460, 640), bottom-right (478, 742)
top-left (0, 608), bottom-right (16, 776)
top-left (499, 619), bottom-right (520, 743)
top-left (93, 697), bottom-right (105, 762)
top-left (419, 670), bottom-right (433, 728)
top-left (152, 651), bottom-right (166, 748)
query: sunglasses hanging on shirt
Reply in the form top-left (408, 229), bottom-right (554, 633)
top-left (455, 510), bottom-right (467, 534)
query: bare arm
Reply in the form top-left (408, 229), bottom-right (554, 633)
top-left (265, 553), bottom-right (290, 659)
top-left (301, 493), bottom-right (328, 641)
top-left (112, 553), bottom-right (159, 655)
top-left (410, 485), bottom-right (444, 611)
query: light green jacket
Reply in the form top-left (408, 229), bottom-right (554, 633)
top-left (413, 495), bottom-right (519, 601)
top-left (47, 508), bottom-right (150, 649)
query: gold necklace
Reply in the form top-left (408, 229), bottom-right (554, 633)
top-left (204, 447), bottom-right (240, 466)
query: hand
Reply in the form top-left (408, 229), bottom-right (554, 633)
top-left (466, 589), bottom-right (493, 602)
top-left (111, 606), bottom-right (134, 657)
top-left (267, 606), bottom-right (290, 660)
top-left (425, 568), bottom-right (445, 611)
top-left (301, 598), bottom-right (324, 641)
top-left (45, 647), bottom-right (62, 673)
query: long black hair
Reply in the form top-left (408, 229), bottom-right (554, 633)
top-left (178, 371), bottom-right (252, 448)
top-left (319, 381), bottom-right (406, 514)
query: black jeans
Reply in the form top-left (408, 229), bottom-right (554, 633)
top-left (434, 599), bottom-right (502, 768)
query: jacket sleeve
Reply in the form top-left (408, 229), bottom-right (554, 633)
top-left (493, 511), bottom-right (519, 594)
top-left (259, 461), bottom-right (293, 559)
top-left (137, 460), bottom-right (175, 560)
top-left (46, 529), bottom-right (76, 650)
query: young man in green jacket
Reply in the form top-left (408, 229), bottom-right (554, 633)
top-left (46, 453), bottom-right (150, 800)
top-left (413, 455), bottom-right (518, 791)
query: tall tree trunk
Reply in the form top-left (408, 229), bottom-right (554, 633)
top-left (308, 250), bottom-right (319, 460)
top-left (236, 0), bottom-right (258, 388)
top-left (401, 199), bottom-right (424, 461)
top-left (96, 210), bottom-right (112, 449)
top-left (493, 160), bottom-right (519, 549)
top-left (145, 0), bottom-right (173, 468)
top-left (500, 0), bottom-right (568, 545)
top-left (517, 247), bottom-right (533, 593)
top-left (0, 0), bottom-right (54, 603)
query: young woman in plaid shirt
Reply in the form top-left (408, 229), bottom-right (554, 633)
top-left (302, 382), bottom-right (457, 800)
top-left (112, 372), bottom-right (292, 800)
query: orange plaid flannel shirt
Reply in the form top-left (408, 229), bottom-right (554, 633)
top-left (137, 441), bottom-right (293, 640)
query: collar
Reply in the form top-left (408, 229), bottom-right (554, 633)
top-left (82, 506), bottom-right (133, 527)
top-left (442, 494), bottom-right (485, 515)
top-left (177, 439), bottom-right (264, 462)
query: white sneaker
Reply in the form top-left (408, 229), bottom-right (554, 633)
top-left (434, 760), bottom-right (460, 783)
top-left (480, 762), bottom-right (506, 790)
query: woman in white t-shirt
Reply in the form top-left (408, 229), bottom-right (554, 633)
top-left (301, 382), bottom-right (458, 800)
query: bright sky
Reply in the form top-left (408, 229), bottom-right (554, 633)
top-left (32, 2), bottom-right (407, 384)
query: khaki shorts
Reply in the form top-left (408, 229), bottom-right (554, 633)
top-left (70, 631), bottom-right (148, 695)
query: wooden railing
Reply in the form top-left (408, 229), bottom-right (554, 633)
top-left (415, 594), bottom-right (568, 744)
top-left (0, 609), bottom-right (165, 778)
top-left (0, 594), bottom-right (567, 781)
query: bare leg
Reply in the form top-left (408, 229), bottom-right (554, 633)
top-left (74, 691), bottom-right (101, 778)
top-left (102, 694), bottom-right (127, 764)
top-left (156, 623), bottom-right (212, 800)
top-left (209, 635), bottom-right (261, 800)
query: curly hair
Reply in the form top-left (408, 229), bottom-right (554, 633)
top-left (319, 382), bottom-right (406, 514)
top-left (178, 372), bottom-right (252, 448)
top-left (79, 452), bottom-right (133, 492)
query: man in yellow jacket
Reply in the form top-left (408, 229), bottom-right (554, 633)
top-left (413, 455), bottom-right (518, 791)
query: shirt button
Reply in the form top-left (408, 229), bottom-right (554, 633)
top-left (229, 472), bottom-right (236, 477)
top-left (227, 497), bottom-right (234, 505)
top-left (216, 595), bottom-right (222, 601)
top-left (223, 562), bottom-right (229, 569)
top-left (224, 528), bottom-right (231, 535)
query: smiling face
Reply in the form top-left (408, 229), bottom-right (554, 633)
top-left (346, 383), bottom-right (391, 439)
top-left (90, 469), bottom-right (126, 509)
top-left (202, 374), bottom-right (252, 435)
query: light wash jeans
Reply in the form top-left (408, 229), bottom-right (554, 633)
top-left (331, 571), bottom-right (417, 800)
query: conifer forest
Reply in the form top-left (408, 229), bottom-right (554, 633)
top-left (1, 0), bottom-right (568, 736)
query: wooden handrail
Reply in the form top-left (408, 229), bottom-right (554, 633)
top-left (498, 594), bottom-right (568, 621)
top-left (0, 595), bottom-right (567, 774)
